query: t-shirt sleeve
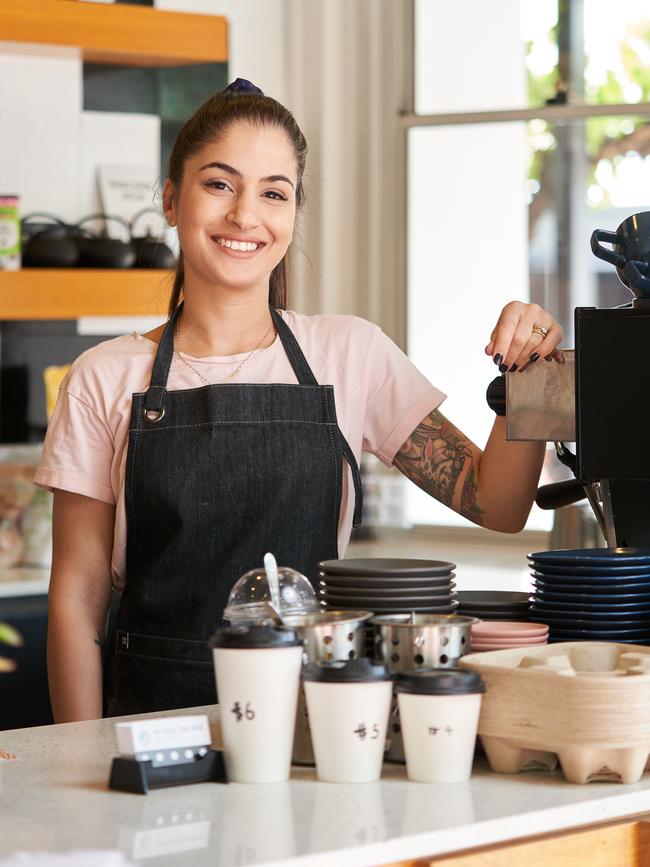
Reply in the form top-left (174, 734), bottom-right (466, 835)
top-left (33, 385), bottom-right (116, 505)
top-left (363, 327), bottom-right (446, 467)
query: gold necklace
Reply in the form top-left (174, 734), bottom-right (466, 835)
top-left (175, 318), bottom-right (275, 385)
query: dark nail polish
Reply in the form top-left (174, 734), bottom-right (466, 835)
top-left (530, 352), bottom-right (540, 363)
top-left (493, 353), bottom-right (502, 366)
top-left (509, 363), bottom-right (518, 372)
top-left (499, 363), bottom-right (508, 373)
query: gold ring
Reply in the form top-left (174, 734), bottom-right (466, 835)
top-left (532, 324), bottom-right (549, 339)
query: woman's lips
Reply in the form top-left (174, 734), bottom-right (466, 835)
top-left (211, 235), bottom-right (266, 257)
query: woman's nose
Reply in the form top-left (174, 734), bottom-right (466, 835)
top-left (227, 193), bottom-right (259, 231)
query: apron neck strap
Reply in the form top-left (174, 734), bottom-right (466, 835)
top-left (143, 302), bottom-right (182, 415)
top-left (269, 307), bottom-right (318, 385)
top-left (144, 302), bottom-right (319, 414)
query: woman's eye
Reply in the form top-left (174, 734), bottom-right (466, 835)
top-left (205, 180), bottom-right (231, 192)
top-left (264, 190), bottom-right (288, 201)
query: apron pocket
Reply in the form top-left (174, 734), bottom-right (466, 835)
top-left (106, 631), bottom-right (216, 717)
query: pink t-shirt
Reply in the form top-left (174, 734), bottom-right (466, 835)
top-left (35, 310), bottom-right (445, 588)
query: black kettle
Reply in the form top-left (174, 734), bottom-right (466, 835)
top-left (130, 207), bottom-right (176, 269)
top-left (75, 214), bottom-right (137, 269)
top-left (21, 212), bottom-right (81, 268)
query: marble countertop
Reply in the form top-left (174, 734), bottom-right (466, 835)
top-left (2, 706), bottom-right (650, 866)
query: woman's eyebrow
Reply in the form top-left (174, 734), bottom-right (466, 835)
top-left (262, 174), bottom-right (295, 189)
top-left (199, 161), bottom-right (241, 175)
top-left (199, 161), bottom-right (295, 188)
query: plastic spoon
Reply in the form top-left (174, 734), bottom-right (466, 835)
top-left (264, 552), bottom-right (282, 617)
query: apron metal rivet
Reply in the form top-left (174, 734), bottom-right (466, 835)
top-left (143, 407), bottom-right (166, 423)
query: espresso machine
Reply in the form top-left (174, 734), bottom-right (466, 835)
top-left (504, 211), bottom-right (650, 548)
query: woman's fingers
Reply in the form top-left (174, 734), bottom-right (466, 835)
top-left (486, 302), bottom-right (564, 372)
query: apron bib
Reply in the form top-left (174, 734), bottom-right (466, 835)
top-left (104, 304), bottom-right (362, 716)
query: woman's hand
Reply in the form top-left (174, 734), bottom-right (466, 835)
top-left (485, 301), bottom-right (564, 372)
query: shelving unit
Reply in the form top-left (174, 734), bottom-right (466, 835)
top-left (0, 0), bottom-right (228, 67)
top-left (0, 1), bottom-right (227, 318)
top-left (0, 269), bottom-right (172, 319)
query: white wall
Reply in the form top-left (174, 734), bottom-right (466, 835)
top-left (0, 43), bottom-right (160, 224)
top-left (156, 0), bottom-right (287, 104)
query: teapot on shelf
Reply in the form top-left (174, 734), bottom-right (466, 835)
top-left (21, 212), bottom-right (82, 268)
top-left (129, 207), bottom-right (176, 269)
top-left (75, 213), bottom-right (136, 268)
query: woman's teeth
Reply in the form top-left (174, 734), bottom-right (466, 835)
top-left (215, 237), bottom-right (259, 252)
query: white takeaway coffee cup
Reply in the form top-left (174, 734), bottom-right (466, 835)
top-left (396, 669), bottom-right (485, 784)
top-left (210, 625), bottom-right (304, 783)
top-left (302, 658), bottom-right (393, 783)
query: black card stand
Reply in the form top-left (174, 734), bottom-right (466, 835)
top-left (108, 749), bottom-right (228, 794)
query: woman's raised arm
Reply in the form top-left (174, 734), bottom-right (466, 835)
top-left (393, 409), bottom-right (545, 533)
top-left (393, 301), bottom-right (563, 533)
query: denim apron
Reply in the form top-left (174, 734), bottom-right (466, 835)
top-left (104, 304), bottom-right (363, 716)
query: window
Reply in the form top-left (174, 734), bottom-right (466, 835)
top-left (406, 0), bottom-right (650, 528)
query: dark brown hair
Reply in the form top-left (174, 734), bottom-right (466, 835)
top-left (166, 89), bottom-right (307, 316)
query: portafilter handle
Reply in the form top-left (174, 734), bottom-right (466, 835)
top-left (535, 478), bottom-right (586, 510)
top-left (535, 442), bottom-right (609, 541)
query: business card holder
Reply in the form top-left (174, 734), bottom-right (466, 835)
top-left (108, 749), bottom-right (227, 794)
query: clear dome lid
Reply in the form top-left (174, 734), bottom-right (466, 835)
top-left (224, 564), bottom-right (319, 625)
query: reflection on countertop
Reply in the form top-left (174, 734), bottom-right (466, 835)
top-left (2, 705), bottom-right (650, 867)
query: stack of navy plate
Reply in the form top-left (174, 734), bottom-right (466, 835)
top-left (528, 547), bottom-right (650, 644)
top-left (455, 590), bottom-right (531, 621)
top-left (318, 558), bottom-right (457, 616)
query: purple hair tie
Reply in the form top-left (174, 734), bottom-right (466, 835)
top-left (223, 78), bottom-right (264, 96)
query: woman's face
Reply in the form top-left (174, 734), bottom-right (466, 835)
top-left (165, 121), bottom-right (298, 296)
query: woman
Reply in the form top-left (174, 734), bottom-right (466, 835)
top-left (37, 80), bottom-right (563, 722)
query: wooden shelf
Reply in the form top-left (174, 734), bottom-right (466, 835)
top-left (0, 269), bottom-right (173, 319)
top-left (0, 0), bottom-right (228, 66)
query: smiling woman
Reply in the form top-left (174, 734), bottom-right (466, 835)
top-left (35, 79), bottom-right (562, 723)
top-left (161, 120), bottom-right (298, 346)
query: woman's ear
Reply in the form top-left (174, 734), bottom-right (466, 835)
top-left (162, 180), bottom-right (177, 227)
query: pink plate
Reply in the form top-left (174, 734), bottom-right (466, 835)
top-left (471, 620), bottom-right (548, 638)
top-left (470, 636), bottom-right (549, 648)
top-left (470, 632), bottom-right (548, 644)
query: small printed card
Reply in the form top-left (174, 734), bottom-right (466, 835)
top-left (98, 164), bottom-right (158, 237)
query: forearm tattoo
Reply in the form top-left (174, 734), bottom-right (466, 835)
top-left (393, 410), bottom-right (485, 525)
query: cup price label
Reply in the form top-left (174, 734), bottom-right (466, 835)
top-left (231, 701), bottom-right (255, 722)
top-left (353, 722), bottom-right (380, 741)
top-left (427, 725), bottom-right (454, 737)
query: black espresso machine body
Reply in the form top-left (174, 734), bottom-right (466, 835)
top-left (575, 302), bottom-right (650, 547)
top-left (505, 211), bottom-right (650, 547)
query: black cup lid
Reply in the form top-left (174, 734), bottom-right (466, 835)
top-left (302, 658), bottom-right (392, 683)
top-left (209, 625), bottom-right (303, 649)
top-left (395, 668), bottom-right (485, 695)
